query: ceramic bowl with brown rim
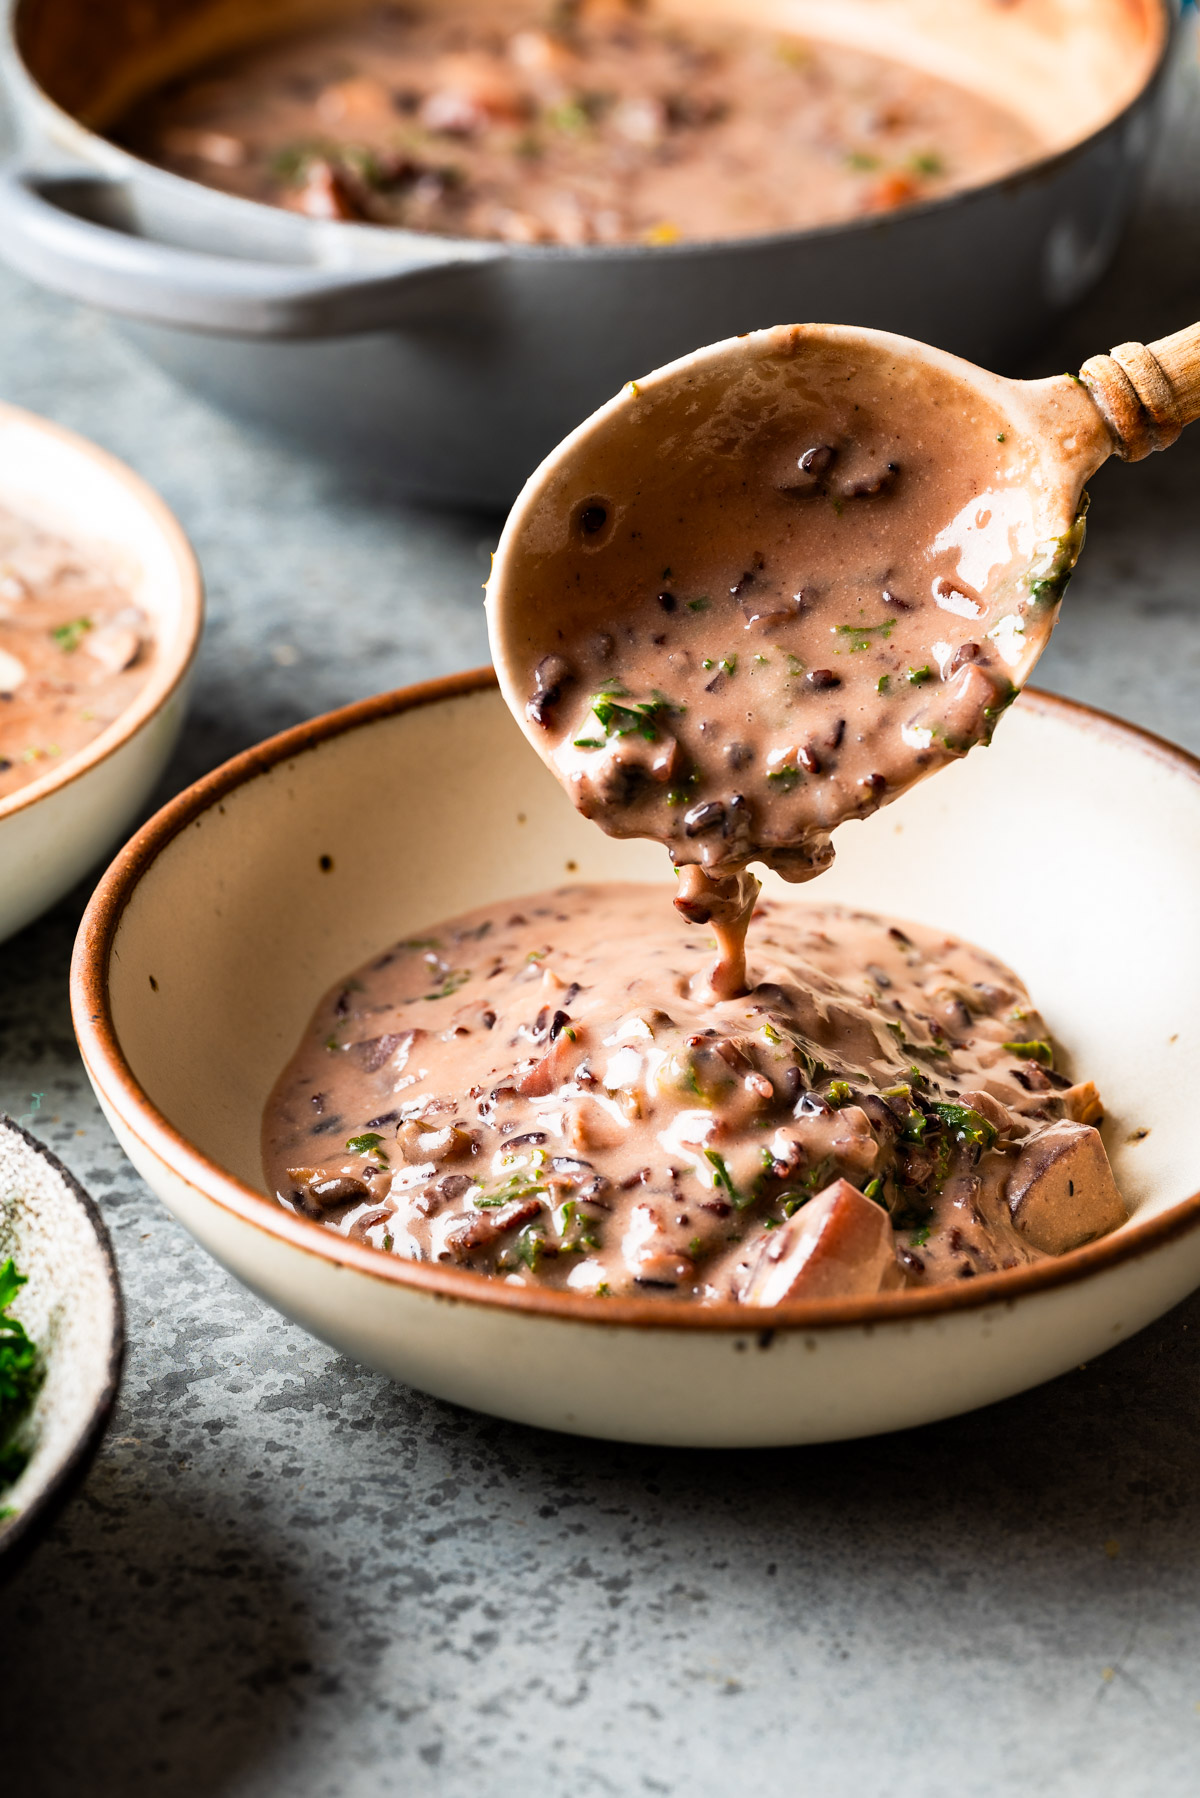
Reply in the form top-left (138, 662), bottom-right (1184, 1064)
top-left (70, 671), bottom-right (1200, 1446)
top-left (0, 400), bottom-right (202, 945)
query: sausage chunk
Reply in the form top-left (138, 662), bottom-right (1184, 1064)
top-left (1005, 1120), bottom-right (1125, 1255)
top-left (737, 1177), bottom-right (894, 1305)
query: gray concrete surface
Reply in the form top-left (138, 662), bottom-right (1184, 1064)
top-left (4, 37), bottom-right (1200, 1798)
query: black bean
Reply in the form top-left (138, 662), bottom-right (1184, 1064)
top-left (881, 588), bottom-right (914, 611)
top-left (506, 1131), bottom-right (548, 1147)
top-left (657, 590), bottom-right (677, 612)
top-left (860, 772), bottom-right (887, 796)
top-left (841, 463), bottom-right (898, 499)
top-left (548, 1009), bottom-right (571, 1040)
top-left (807, 668), bottom-right (841, 690)
top-left (579, 503), bottom-right (607, 534)
top-left (799, 444), bottom-right (834, 474)
top-left (684, 799), bottom-right (726, 836)
top-left (826, 718), bottom-right (846, 750)
top-left (563, 982), bottom-right (581, 1005)
top-left (704, 670), bottom-right (726, 694)
top-left (797, 743), bottom-right (822, 775)
top-left (438, 1173), bottom-right (472, 1200)
top-left (722, 794), bottom-right (753, 847)
top-left (365, 1110), bottom-right (401, 1128)
top-left (527, 653), bottom-right (574, 727)
top-left (950, 641), bottom-right (983, 673)
top-left (725, 741), bottom-right (753, 770)
top-left (309, 1092), bottom-right (325, 1113)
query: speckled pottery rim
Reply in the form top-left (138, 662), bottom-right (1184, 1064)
top-left (0, 399), bottom-right (202, 827)
top-left (70, 667), bottom-right (1200, 1337)
top-left (0, 1114), bottom-right (124, 1572)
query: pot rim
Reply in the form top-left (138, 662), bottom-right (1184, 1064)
top-left (2, 0), bottom-right (1176, 269)
top-left (0, 398), bottom-right (203, 826)
top-left (70, 667), bottom-right (1200, 1336)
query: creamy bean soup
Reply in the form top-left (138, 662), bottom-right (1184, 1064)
top-left (0, 506), bottom-right (153, 802)
top-left (112, 0), bottom-right (1042, 246)
top-left (264, 884), bottom-right (1122, 1303)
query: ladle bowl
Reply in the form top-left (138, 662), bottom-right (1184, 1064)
top-left (487, 317), bottom-right (1200, 847)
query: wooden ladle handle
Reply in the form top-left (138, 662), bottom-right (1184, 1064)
top-left (1080, 325), bottom-right (1200, 460)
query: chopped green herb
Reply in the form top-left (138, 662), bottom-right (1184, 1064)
top-left (720, 656), bottom-right (738, 677)
top-left (51, 617), bottom-right (92, 653)
top-left (1027, 504), bottom-right (1088, 609)
top-left (704, 1149), bottom-right (744, 1207)
top-left (548, 98), bottom-right (591, 134)
top-left (761, 1023), bottom-right (783, 1045)
top-left (498, 1223), bottom-right (548, 1271)
top-left (666, 775), bottom-right (699, 805)
top-left (687, 597), bottom-right (710, 613)
top-left (907, 665), bottom-right (932, 684)
top-left (585, 692), bottom-right (667, 743)
top-left (877, 674), bottom-right (890, 695)
top-left (835, 621), bottom-right (894, 648)
top-left (702, 658), bottom-right (715, 671)
top-left (909, 149), bottom-right (944, 176)
top-left (826, 1080), bottom-right (853, 1107)
top-left (1003, 1038), bottom-right (1054, 1066)
top-left (786, 654), bottom-right (805, 676)
top-left (863, 1177), bottom-right (884, 1202)
top-left (997, 433), bottom-right (1006, 443)
top-left (845, 149), bottom-right (881, 170)
top-left (766, 767), bottom-right (801, 791)
top-left (930, 1102), bottom-right (997, 1149)
top-left (0, 1259), bottom-right (41, 1489)
top-left (346, 1132), bottom-right (390, 1165)
top-left (910, 1226), bottom-right (931, 1248)
top-left (424, 969), bottom-right (470, 1000)
top-left (780, 1194), bottom-right (809, 1218)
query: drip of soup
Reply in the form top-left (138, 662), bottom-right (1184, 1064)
top-left (0, 506), bottom-right (153, 802)
top-left (112, 0), bottom-right (1041, 246)
top-left (263, 883), bottom-right (1124, 1305)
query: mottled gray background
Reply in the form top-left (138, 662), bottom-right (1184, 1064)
top-left (3, 31), bottom-right (1200, 1798)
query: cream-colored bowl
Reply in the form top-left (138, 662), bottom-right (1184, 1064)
top-left (0, 401), bottom-right (202, 944)
top-left (71, 672), bottom-right (1200, 1446)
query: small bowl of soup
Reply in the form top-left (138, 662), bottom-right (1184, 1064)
top-left (0, 401), bottom-right (202, 945)
top-left (69, 670), bottom-right (1200, 1447)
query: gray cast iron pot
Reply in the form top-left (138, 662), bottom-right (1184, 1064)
top-left (0, 0), bottom-right (1177, 507)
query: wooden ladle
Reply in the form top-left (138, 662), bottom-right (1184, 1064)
top-left (485, 320), bottom-right (1200, 991)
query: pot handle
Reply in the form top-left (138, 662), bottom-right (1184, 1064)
top-left (0, 166), bottom-right (506, 337)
